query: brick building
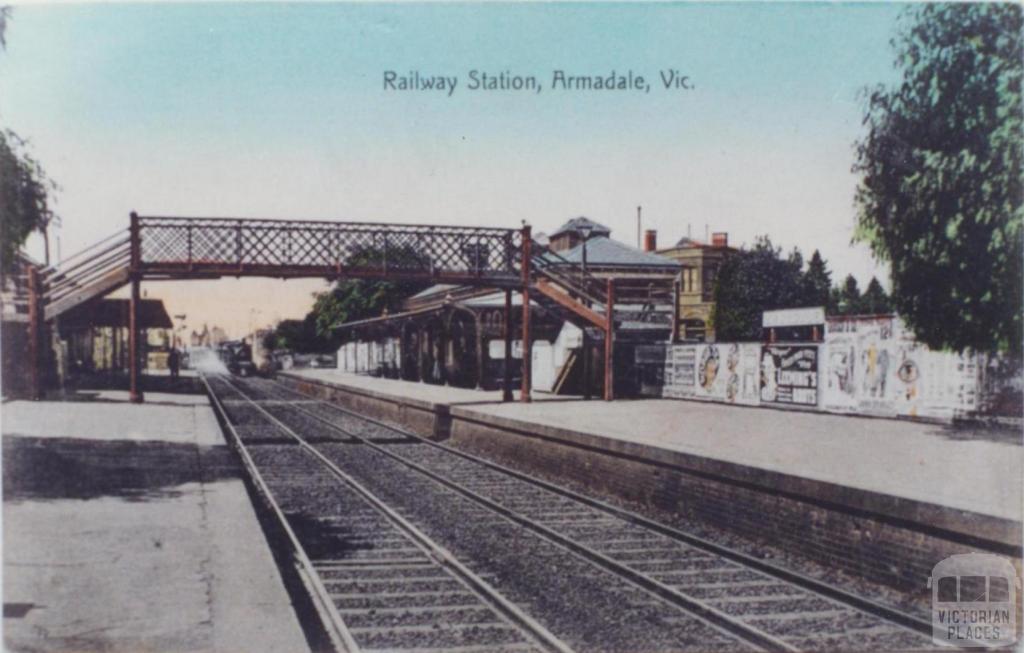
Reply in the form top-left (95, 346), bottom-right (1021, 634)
top-left (656, 232), bottom-right (735, 342)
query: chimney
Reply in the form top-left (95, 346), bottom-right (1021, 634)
top-left (711, 232), bottom-right (728, 248)
top-left (643, 229), bottom-right (657, 252)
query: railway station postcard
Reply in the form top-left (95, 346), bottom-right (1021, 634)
top-left (1, 2), bottom-right (1022, 652)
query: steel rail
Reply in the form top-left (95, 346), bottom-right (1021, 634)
top-left (200, 375), bottom-right (361, 653)
top-left (274, 377), bottom-right (934, 639)
top-left (243, 380), bottom-right (794, 652)
top-left (215, 375), bottom-right (575, 653)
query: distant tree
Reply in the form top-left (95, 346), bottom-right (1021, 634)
top-left (828, 286), bottom-right (844, 315)
top-left (310, 245), bottom-right (432, 338)
top-left (265, 315), bottom-right (336, 354)
top-left (802, 250), bottom-right (832, 310)
top-left (711, 236), bottom-right (805, 341)
top-left (853, 4), bottom-right (1022, 354)
top-left (861, 276), bottom-right (893, 314)
top-left (787, 247), bottom-right (804, 275)
top-left (835, 274), bottom-right (862, 315)
top-left (265, 244), bottom-right (432, 353)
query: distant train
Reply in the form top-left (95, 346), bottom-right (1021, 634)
top-left (217, 340), bottom-right (257, 377)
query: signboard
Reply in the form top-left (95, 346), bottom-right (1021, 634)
top-left (760, 344), bottom-right (819, 406)
top-left (763, 306), bottom-right (825, 328)
top-left (635, 345), bottom-right (667, 364)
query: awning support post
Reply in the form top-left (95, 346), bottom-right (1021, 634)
top-left (604, 278), bottom-right (615, 401)
top-left (503, 289), bottom-right (513, 402)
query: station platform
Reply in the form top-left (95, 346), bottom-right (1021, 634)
top-left (1, 384), bottom-right (310, 653)
top-left (282, 368), bottom-right (1023, 594)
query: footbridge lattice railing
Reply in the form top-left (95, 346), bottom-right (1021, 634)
top-left (135, 215), bottom-right (524, 285)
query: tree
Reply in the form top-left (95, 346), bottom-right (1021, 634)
top-left (265, 244), bottom-right (432, 353)
top-left (264, 316), bottom-right (335, 354)
top-left (711, 236), bottom-right (806, 341)
top-left (0, 7), bottom-right (59, 273)
top-left (853, 4), bottom-right (1022, 354)
top-left (802, 250), bottom-right (832, 309)
top-left (309, 245), bottom-right (432, 338)
top-left (861, 276), bottom-right (893, 314)
top-left (836, 274), bottom-right (862, 315)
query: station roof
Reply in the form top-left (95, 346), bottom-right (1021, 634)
top-left (59, 298), bottom-right (173, 329)
top-left (549, 217), bottom-right (612, 239)
top-left (553, 237), bottom-right (681, 270)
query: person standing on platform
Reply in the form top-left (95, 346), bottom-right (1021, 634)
top-left (168, 347), bottom-right (181, 381)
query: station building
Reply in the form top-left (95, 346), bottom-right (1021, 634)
top-left (334, 217), bottom-right (682, 398)
top-left (656, 231), bottom-right (735, 342)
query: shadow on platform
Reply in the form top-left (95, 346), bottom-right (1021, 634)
top-left (1, 434), bottom-right (240, 503)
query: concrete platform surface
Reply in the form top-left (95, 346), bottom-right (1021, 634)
top-left (2, 389), bottom-right (310, 653)
top-left (291, 368), bottom-right (507, 406)
top-left (289, 370), bottom-right (1023, 523)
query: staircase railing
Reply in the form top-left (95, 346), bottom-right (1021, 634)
top-left (41, 229), bottom-right (132, 312)
top-left (529, 241), bottom-right (608, 308)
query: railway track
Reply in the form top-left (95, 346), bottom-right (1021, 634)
top-left (205, 375), bottom-right (566, 653)
top-left (205, 374), bottom-right (933, 653)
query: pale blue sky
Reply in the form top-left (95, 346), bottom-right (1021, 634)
top-left (1, 2), bottom-right (908, 336)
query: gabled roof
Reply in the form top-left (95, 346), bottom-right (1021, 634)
top-left (59, 298), bottom-right (173, 329)
top-left (408, 284), bottom-right (458, 300)
top-left (674, 236), bottom-right (705, 248)
top-left (549, 217), bottom-right (612, 239)
top-left (555, 237), bottom-right (680, 270)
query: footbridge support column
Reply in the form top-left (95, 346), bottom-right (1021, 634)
top-left (503, 289), bottom-right (514, 402)
top-left (26, 264), bottom-right (43, 401)
top-left (604, 278), bottom-right (615, 402)
top-left (129, 211), bottom-right (144, 404)
top-left (520, 225), bottom-right (532, 403)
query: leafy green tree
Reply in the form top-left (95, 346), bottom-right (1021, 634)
top-left (711, 236), bottom-right (806, 340)
top-left (861, 276), bottom-right (893, 314)
top-left (266, 244), bottom-right (431, 352)
top-left (0, 10), bottom-right (59, 273)
top-left (853, 4), bottom-right (1022, 354)
top-left (309, 245), bottom-right (432, 338)
top-left (802, 250), bottom-right (832, 309)
top-left (264, 315), bottom-right (336, 354)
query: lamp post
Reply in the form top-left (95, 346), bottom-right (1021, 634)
top-left (576, 223), bottom-right (595, 400)
top-left (578, 223), bottom-right (594, 276)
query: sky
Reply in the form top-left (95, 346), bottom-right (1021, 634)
top-left (0, 2), bottom-right (908, 338)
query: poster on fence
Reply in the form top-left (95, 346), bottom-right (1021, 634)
top-left (823, 316), bottom-right (980, 419)
top-left (691, 343), bottom-right (761, 405)
top-left (662, 345), bottom-right (697, 398)
top-left (760, 345), bottom-right (819, 406)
